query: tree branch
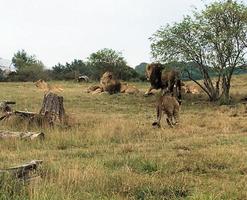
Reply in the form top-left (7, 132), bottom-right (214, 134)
top-left (185, 69), bottom-right (211, 97)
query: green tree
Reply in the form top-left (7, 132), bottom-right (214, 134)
top-left (87, 48), bottom-right (138, 80)
top-left (150, 0), bottom-right (247, 103)
top-left (12, 50), bottom-right (37, 71)
top-left (52, 59), bottom-right (92, 80)
top-left (0, 69), bottom-right (5, 81)
top-left (12, 50), bottom-right (45, 81)
top-left (135, 62), bottom-right (148, 75)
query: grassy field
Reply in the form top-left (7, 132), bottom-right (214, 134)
top-left (0, 76), bottom-right (247, 200)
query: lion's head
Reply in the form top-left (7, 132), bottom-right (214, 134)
top-left (34, 79), bottom-right (63, 93)
top-left (146, 63), bottom-right (163, 89)
top-left (100, 72), bottom-right (114, 86)
top-left (35, 79), bottom-right (49, 90)
top-left (100, 72), bottom-right (121, 94)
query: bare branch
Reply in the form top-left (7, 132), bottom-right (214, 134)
top-left (185, 69), bottom-right (211, 97)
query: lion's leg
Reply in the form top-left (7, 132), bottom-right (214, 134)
top-left (173, 109), bottom-right (179, 125)
top-left (166, 112), bottom-right (174, 128)
top-left (152, 106), bottom-right (161, 128)
top-left (145, 87), bottom-right (153, 96)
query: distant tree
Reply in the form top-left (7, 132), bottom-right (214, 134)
top-left (87, 48), bottom-right (139, 80)
top-left (135, 62), bottom-right (148, 75)
top-left (51, 59), bottom-right (91, 80)
top-left (12, 50), bottom-right (37, 71)
top-left (68, 59), bottom-right (93, 79)
top-left (135, 62), bottom-right (148, 81)
top-left (150, 0), bottom-right (247, 103)
top-left (12, 50), bottom-right (45, 81)
top-left (0, 68), bottom-right (5, 81)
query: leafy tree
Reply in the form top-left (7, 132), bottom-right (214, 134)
top-left (150, 0), bottom-right (247, 103)
top-left (12, 50), bottom-right (37, 71)
top-left (87, 48), bottom-right (139, 80)
top-left (135, 62), bottom-right (148, 80)
top-left (0, 69), bottom-right (5, 81)
top-left (12, 50), bottom-right (45, 81)
top-left (52, 59), bottom-right (92, 80)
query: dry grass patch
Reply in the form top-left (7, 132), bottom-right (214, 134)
top-left (0, 76), bottom-right (247, 199)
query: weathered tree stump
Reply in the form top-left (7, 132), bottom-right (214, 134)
top-left (0, 102), bottom-right (27, 122)
top-left (0, 101), bottom-right (15, 113)
top-left (0, 130), bottom-right (45, 141)
top-left (0, 93), bottom-right (67, 127)
top-left (39, 92), bottom-right (66, 126)
top-left (0, 160), bottom-right (43, 181)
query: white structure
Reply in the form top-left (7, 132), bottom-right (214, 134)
top-left (0, 58), bottom-right (15, 75)
top-left (78, 75), bottom-right (89, 82)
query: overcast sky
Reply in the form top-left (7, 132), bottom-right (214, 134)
top-left (1, 0), bottom-right (217, 68)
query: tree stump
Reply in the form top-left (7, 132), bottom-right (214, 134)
top-left (0, 101), bottom-right (16, 121)
top-left (0, 101), bottom-right (15, 113)
top-left (39, 92), bottom-right (66, 126)
top-left (0, 94), bottom-right (67, 127)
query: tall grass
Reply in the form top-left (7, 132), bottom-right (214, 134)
top-left (0, 77), bottom-right (247, 199)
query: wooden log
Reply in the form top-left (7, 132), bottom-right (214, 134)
top-left (241, 97), bottom-right (247, 102)
top-left (14, 110), bottom-right (37, 118)
top-left (0, 113), bottom-right (12, 121)
top-left (0, 160), bottom-right (43, 180)
top-left (0, 111), bottom-right (47, 128)
top-left (0, 130), bottom-right (45, 141)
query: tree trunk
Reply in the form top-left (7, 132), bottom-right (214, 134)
top-left (0, 101), bottom-right (15, 113)
top-left (39, 92), bottom-right (66, 126)
top-left (219, 76), bottom-right (231, 104)
top-left (203, 84), bottom-right (220, 102)
top-left (208, 92), bottom-right (219, 102)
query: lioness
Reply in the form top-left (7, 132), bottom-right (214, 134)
top-left (35, 79), bottom-right (64, 93)
top-left (120, 82), bottom-right (139, 94)
top-left (152, 93), bottom-right (180, 128)
top-left (182, 85), bottom-right (200, 94)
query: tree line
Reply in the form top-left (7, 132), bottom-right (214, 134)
top-left (1, 48), bottom-right (140, 82)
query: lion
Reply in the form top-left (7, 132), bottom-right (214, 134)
top-left (86, 72), bottom-right (139, 95)
top-left (100, 72), bottom-right (121, 94)
top-left (186, 85), bottom-right (200, 94)
top-left (145, 63), bottom-right (182, 103)
top-left (86, 85), bottom-right (103, 93)
top-left (120, 82), bottom-right (140, 94)
top-left (35, 79), bottom-right (64, 93)
top-left (152, 93), bottom-right (180, 128)
top-left (181, 84), bottom-right (200, 94)
top-left (99, 72), bottom-right (139, 94)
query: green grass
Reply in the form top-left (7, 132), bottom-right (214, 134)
top-left (0, 77), bottom-right (247, 199)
